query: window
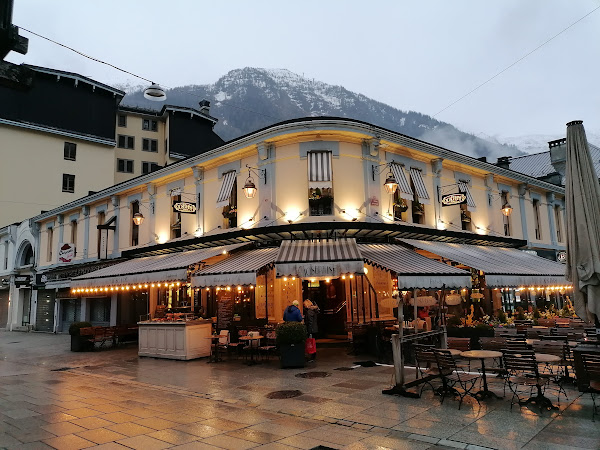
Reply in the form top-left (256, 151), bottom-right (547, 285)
top-left (117, 135), bottom-right (134, 149)
top-left (222, 180), bottom-right (238, 229)
top-left (118, 115), bottom-right (127, 127)
top-left (142, 161), bottom-right (160, 174)
top-left (3, 241), bottom-right (8, 270)
top-left (117, 159), bottom-right (134, 173)
top-left (171, 195), bottom-right (182, 239)
top-left (131, 201), bottom-right (139, 247)
top-left (308, 151), bottom-right (333, 216)
top-left (392, 189), bottom-right (409, 222)
top-left (142, 119), bottom-right (158, 131)
top-left (555, 205), bottom-right (563, 242)
top-left (142, 138), bottom-right (158, 152)
top-left (533, 199), bottom-right (542, 240)
top-left (410, 177), bottom-right (425, 224)
top-left (460, 203), bottom-right (472, 231)
top-left (47, 227), bottom-right (53, 262)
top-left (63, 142), bottom-right (76, 161)
top-left (70, 219), bottom-right (78, 254)
top-left (62, 174), bottom-right (75, 193)
top-left (97, 211), bottom-right (105, 256)
top-left (502, 191), bottom-right (511, 236)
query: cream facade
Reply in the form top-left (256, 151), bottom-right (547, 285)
top-left (20, 118), bottom-right (568, 332)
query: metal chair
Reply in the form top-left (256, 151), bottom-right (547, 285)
top-left (414, 344), bottom-right (440, 396)
top-left (581, 352), bottom-right (600, 421)
top-left (433, 349), bottom-right (481, 410)
top-left (258, 331), bottom-right (277, 360)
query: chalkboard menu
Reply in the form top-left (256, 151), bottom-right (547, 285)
top-left (217, 294), bottom-right (234, 329)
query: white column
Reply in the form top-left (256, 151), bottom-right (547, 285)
top-left (110, 293), bottom-right (118, 326)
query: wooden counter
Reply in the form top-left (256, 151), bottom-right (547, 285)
top-left (138, 320), bottom-right (212, 360)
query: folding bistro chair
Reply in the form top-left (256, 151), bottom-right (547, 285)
top-left (581, 352), bottom-right (600, 421)
top-left (433, 349), bottom-right (481, 410)
top-left (413, 344), bottom-right (440, 396)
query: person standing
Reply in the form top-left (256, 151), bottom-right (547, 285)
top-left (303, 298), bottom-right (319, 337)
top-left (283, 300), bottom-right (303, 322)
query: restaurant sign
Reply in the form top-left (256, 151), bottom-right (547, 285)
top-left (441, 193), bottom-right (467, 207)
top-left (58, 243), bottom-right (75, 263)
top-left (14, 275), bottom-right (31, 287)
top-left (557, 250), bottom-right (567, 264)
top-left (172, 201), bottom-right (197, 214)
top-left (276, 261), bottom-right (365, 278)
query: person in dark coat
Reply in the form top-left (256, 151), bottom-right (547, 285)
top-left (283, 300), bottom-right (303, 322)
top-left (303, 298), bottom-right (319, 337)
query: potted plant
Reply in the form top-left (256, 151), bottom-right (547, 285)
top-left (68, 321), bottom-right (93, 352)
top-left (413, 201), bottom-right (424, 215)
top-left (276, 322), bottom-right (307, 368)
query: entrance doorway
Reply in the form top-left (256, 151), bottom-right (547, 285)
top-left (60, 298), bottom-right (81, 333)
top-left (302, 279), bottom-right (346, 336)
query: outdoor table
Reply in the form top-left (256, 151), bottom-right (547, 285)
top-left (460, 350), bottom-right (503, 400)
top-left (447, 348), bottom-right (462, 357)
top-left (205, 335), bottom-right (223, 363)
top-left (526, 339), bottom-right (577, 347)
top-left (532, 326), bottom-right (548, 329)
top-left (239, 335), bottom-right (264, 366)
top-left (535, 353), bottom-right (561, 364)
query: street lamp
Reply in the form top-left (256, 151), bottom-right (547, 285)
top-left (132, 212), bottom-right (144, 225)
top-left (501, 202), bottom-right (513, 216)
top-left (242, 177), bottom-right (257, 199)
top-left (384, 172), bottom-right (398, 194)
top-left (143, 83), bottom-right (167, 101)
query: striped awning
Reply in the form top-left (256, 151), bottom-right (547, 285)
top-left (458, 181), bottom-right (476, 209)
top-left (71, 243), bottom-right (247, 288)
top-left (276, 238), bottom-right (364, 278)
top-left (389, 163), bottom-right (413, 200)
top-left (216, 171), bottom-right (237, 208)
top-left (359, 243), bottom-right (472, 289)
top-left (409, 168), bottom-right (430, 204)
top-left (308, 151), bottom-right (332, 183)
top-left (401, 239), bottom-right (569, 288)
top-left (192, 247), bottom-right (279, 287)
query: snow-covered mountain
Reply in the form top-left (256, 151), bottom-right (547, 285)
top-left (122, 68), bottom-right (522, 160)
top-left (497, 132), bottom-right (600, 154)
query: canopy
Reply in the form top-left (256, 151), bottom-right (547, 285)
top-left (565, 120), bottom-right (600, 320)
top-left (71, 243), bottom-right (246, 288)
top-left (192, 247), bottom-right (279, 287)
top-left (358, 243), bottom-right (471, 289)
top-left (401, 239), bottom-right (569, 288)
top-left (275, 238), bottom-right (364, 278)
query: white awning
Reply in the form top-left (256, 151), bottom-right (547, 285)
top-left (276, 239), bottom-right (364, 278)
top-left (458, 181), bottom-right (476, 209)
top-left (401, 239), bottom-right (570, 288)
top-left (71, 243), bottom-right (247, 288)
top-left (389, 163), bottom-right (413, 200)
top-left (216, 171), bottom-right (237, 208)
top-left (409, 168), bottom-right (430, 204)
top-left (192, 247), bottom-right (279, 287)
top-left (358, 243), bottom-right (472, 289)
top-left (308, 151), bottom-right (332, 182)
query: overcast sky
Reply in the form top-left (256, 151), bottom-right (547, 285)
top-left (8, 0), bottom-right (599, 141)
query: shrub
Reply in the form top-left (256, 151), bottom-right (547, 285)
top-left (497, 309), bottom-right (507, 324)
top-left (69, 321), bottom-right (92, 336)
top-left (515, 306), bottom-right (525, 321)
top-left (533, 308), bottom-right (541, 319)
top-left (276, 322), bottom-right (307, 345)
top-left (447, 316), bottom-right (462, 327)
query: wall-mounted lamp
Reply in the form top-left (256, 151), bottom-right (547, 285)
top-left (132, 212), bottom-right (144, 226)
top-left (243, 164), bottom-right (267, 199)
top-left (501, 202), bottom-right (513, 216)
top-left (372, 162), bottom-right (399, 194)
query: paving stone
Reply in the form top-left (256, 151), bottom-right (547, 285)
top-left (116, 434), bottom-right (173, 449)
top-left (75, 427), bottom-right (127, 444)
top-left (42, 433), bottom-right (95, 450)
top-left (147, 428), bottom-right (200, 445)
top-left (202, 434), bottom-right (259, 449)
top-left (40, 421), bottom-right (87, 437)
top-left (104, 422), bottom-right (156, 437)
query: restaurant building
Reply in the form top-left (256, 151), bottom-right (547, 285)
top-left (14, 117), bottom-right (570, 334)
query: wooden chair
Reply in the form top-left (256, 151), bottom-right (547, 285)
top-left (503, 350), bottom-right (553, 411)
top-left (555, 318), bottom-right (570, 328)
top-left (433, 349), bottom-right (481, 409)
top-left (538, 318), bottom-right (555, 328)
top-left (258, 331), bottom-right (277, 360)
top-left (581, 353), bottom-right (600, 420)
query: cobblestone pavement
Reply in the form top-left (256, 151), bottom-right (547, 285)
top-left (0, 331), bottom-right (598, 450)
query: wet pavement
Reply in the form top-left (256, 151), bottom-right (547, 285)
top-left (0, 330), bottom-right (598, 449)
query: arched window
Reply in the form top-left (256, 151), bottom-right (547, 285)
top-left (16, 241), bottom-right (34, 268)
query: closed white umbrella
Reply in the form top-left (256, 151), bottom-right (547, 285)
top-left (565, 120), bottom-right (600, 323)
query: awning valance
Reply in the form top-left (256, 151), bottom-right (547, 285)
top-left (275, 238), bottom-right (364, 278)
top-left (71, 243), bottom-right (247, 288)
top-left (401, 239), bottom-right (569, 288)
top-left (358, 243), bottom-right (472, 289)
top-left (192, 247), bottom-right (279, 287)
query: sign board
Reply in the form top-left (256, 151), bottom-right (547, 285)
top-left (217, 293), bottom-right (234, 329)
top-left (172, 201), bottom-right (197, 214)
top-left (58, 243), bottom-right (75, 263)
top-left (557, 250), bottom-right (567, 264)
top-left (441, 192), bottom-right (467, 207)
top-left (14, 275), bottom-right (31, 287)
top-left (99, 229), bottom-right (108, 260)
top-left (370, 196), bottom-right (379, 206)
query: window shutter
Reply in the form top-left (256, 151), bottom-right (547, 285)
top-left (409, 168), bottom-right (430, 204)
top-left (216, 171), bottom-right (237, 208)
top-left (308, 151), bottom-right (332, 182)
top-left (128, 137), bottom-right (134, 149)
top-left (389, 163), bottom-right (413, 200)
top-left (458, 181), bottom-right (476, 209)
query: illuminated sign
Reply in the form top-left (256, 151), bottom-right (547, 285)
top-left (557, 250), bottom-right (567, 264)
top-left (441, 193), bottom-right (467, 206)
top-left (172, 202), bottom-right (197, 214)
top-left (58, 243), bottom-right (75, 263)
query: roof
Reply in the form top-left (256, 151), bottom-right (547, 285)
top-left (509, 143), bottom-right (600, 182)
top-left (401, 239), bottom-right (569, 287)
top-left (118, 104), bottom-right (218, 124)
top-left (195, 247), bottom-right (279, 276)
top-left (276, 238), bottom-right (362, 263)
top-left (24, 64), bottom-right (125, 97)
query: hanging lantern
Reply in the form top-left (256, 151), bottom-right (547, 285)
top-left (384, 172), bottom-right (398, 194)
top-left (243, 176), bottom-right (257, 198)
top-left (132, 212), bottom-right (144, 226)
top-left (143, 83), bottom-right (167, 101)
top-left (501, 202), bottom-right (513, 216)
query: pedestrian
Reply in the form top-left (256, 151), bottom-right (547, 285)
top-left (303, 298), bottom-right (319, 337)
top-left (283, 300), bottom-right (303, 322)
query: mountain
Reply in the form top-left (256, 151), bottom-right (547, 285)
top-left (496, 132), bottom-right (600, 154)
top-left (120, 68), bottom-right (523, 160)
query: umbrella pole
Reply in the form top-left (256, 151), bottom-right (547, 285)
top-left (413, 289), bottom-right (418, 332)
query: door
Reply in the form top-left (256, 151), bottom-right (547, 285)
top-left (60, 298), bottom-right (81, 333)
top-left (36, 290), bottom-right (55, 332)
top-left (302, 279), bottom-right (347, 336)
top-left (0, 290), bottom-right (8, 328)
top-left (89, 297), bottom-right (110, 326)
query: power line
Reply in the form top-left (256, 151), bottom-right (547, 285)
top-left (18, 26), bottom-right (283, 122)
top-left (433, 4), bottom-right (600, 118)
